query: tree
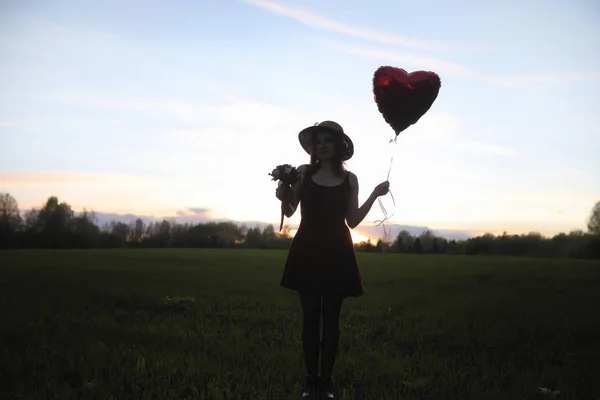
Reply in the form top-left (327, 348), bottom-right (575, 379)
top-left (465, 233), bottom-right (496, 255)
top-left (0, 193), bottom-right (22, 229)
top-left (432, 238), bottom-right (439, 254)
top-left (130, 218), bottom-right (146, 243)
top-left (245, 227), bottom-right (263, 248)
top-left (392, 230), bottom-right (413, 253)
top-left (354, 239), bottom-right (374, 252)
top-left (101, 221), bottom-right (131, 247)
top-left (418, 230), bottom-right (436, 253)
top-left (413, 237), bottom-right (422, 253)
top-left (216, 222), bottom-right (244, 247)
top-left (71, 210), bottom-right (101, 248)
top-left (3, 192), bottom-right (599, 258)
top-left (262, 224), bottom-right (277, 248)
top-left (0, 193), bottom-right (22, 248)
top-left (375, 239), bottom-right (387, 252)
top-left (156, 220), bottom-right (172, 246)
top-left (588, 200), bottom-right (600, 236)
top-left (33, 196), bottom-right (75, 248)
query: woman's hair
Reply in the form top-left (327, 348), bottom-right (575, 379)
top-left (306, 130), bottom-right (347, 178)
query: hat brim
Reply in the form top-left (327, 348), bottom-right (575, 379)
top-left (298, 125), bottom-right (354, 161)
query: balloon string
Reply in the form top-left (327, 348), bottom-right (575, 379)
top-left (374, 135), bottom-right (398, 238)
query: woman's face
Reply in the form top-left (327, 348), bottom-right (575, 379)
top-left (314, 131), bottom-right (336, 161)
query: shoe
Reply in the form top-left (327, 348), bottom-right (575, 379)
top-left (318, 376), bottom-right (335, 399)
top-left (301, 373), bottom-right (319, 400)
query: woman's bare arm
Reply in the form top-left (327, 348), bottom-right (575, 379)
top-left (345, 172), bottom-right (378, 229)
top-left (282, 164), bottom-right (309, 218)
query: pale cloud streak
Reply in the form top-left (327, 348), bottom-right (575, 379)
top-left (242, 0), bottom-right (600, 87)
top-left (482, 72), bottom-right (600, 88)
top-left (330, 43), bottom-right (600, 87)
top-left (330, 42), bottom-right (475, 77)
top-left (241, 0), bottom-right (485, 52)
top-left (47, 92), bottom-right (306, 132)
top-left (0, 170), bottom-right (202, 214)
top-left (0, 170), bottom-right (124, 186)
top-left (176, 207), bottom-right (213, 220)
top-left (0, 121), bottom-right (17, 127)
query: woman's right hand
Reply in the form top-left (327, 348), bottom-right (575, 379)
top-left (275, 184), bottom-right (290, 201)
top-left (372, 181), bottom-right (390, 198)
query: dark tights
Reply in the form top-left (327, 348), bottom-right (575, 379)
top-left (300, 293), bottom-right (344, 380)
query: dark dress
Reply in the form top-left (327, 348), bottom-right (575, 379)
top-left (280, 171), bottom-right (365, 298)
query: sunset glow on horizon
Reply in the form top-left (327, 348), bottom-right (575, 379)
top-left (288, 229), bottom-right (376, 245)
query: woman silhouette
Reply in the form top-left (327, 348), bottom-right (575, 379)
top-left (276, 121), bottom-right (390, 399)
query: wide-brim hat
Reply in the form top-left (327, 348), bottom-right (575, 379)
top-left (298, 120), bottom-right (354, 161)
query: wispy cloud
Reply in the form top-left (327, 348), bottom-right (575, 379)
top-left (47, 92), bottom-right (306, 132)
top-left (403, 112), bottom-right (517, 156)
top-left (242, 0), bottom-right (599, 87)
top-left (241, 0), bottom-right (485, 52)
top-left (482, 72), bottom-right (600, 88)
top-left (331, 43), bottom-right (600, 87)
top-left (176, 207), bottom-right (213, 219)
top-left (0, 121), bottom-right (17, 127)
top-left (331, 42), bottom-right (474, 77)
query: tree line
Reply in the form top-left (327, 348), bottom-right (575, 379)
top-left (1, 193), bottom-right (599, 259)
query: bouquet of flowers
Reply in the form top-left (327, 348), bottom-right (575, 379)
top-left (269, 164), bottom-right (300, 231)
top-left (269, 164), bottom-right (300, 186)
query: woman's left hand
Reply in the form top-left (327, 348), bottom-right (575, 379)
top-left (372, 181), bottom-right (390, 197)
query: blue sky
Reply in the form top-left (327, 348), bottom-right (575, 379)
top-left (1, 0), bottom-right (599, 240)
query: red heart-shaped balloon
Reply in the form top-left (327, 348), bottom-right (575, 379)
top-left (373, 66), bottom-right (441, 135)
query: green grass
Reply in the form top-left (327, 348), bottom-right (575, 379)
top-left (1, 249), bottom-right (599, 400)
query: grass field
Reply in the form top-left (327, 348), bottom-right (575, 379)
top-left (1, 249), bottom-right (599, 400)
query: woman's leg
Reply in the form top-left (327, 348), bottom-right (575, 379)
top-left (299, 293), bottom-right (322, 376)
top-left (320, 294), bottom-right (344, 381)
